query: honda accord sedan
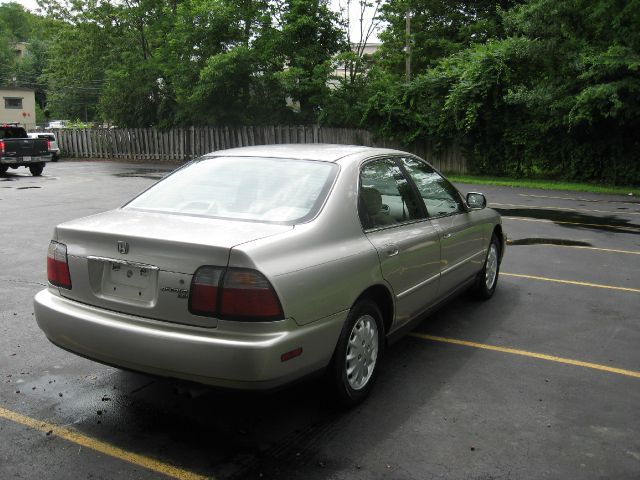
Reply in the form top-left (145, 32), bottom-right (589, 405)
top-left (34, 144), bottom-right (505, 405)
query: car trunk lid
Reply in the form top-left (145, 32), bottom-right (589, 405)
top-left (55, 209), bottom-right (291, 327)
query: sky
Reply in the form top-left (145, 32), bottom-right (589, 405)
top-left (1, 0), bottom-right (381, 43)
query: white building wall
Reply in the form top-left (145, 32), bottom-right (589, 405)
top-left (0, 88), bottom-right (37, 129)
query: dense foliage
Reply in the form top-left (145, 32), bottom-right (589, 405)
top-left (1, 0), bottom-right (638, 184)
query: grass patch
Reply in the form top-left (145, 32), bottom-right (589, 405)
top-left (446, 174), bottom-right (639, 196)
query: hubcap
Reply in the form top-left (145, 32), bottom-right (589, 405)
top-left (345, 314), bottom-right (379, 390)
top-left (485, 243), bottom-right (498, 290)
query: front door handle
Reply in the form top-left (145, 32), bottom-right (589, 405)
top-left (384, 243), bottom-right (399, 257)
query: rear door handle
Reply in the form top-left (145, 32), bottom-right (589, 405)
top-left (384, 243), bottom-right (399, 257)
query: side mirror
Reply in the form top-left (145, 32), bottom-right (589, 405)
top-left (466, 192), bottom-right (486, 210)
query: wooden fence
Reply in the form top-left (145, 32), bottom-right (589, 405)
top-left (55, 125), bottom-right (467, 173)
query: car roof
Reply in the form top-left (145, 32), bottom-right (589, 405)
top-left (204, 144), bottom-right (407, 163)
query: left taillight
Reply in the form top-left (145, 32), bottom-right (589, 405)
top-left (0, 140), bottom-right (5, 154)
top-left (189, 266), bottom-right (284, 321)
top-left (47, 241), bottom-right (72, 289)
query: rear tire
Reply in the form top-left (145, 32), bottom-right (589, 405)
top-left (29, 164), bottom-right (44, 176)
top-left (330, 299), bottom-right (384, 406)
top-left (474, 233), bottom-right (501, 299)
top-left (0, 165), bottom-right (7, 175)
top-left (52, 154), bottom-right (59, 162)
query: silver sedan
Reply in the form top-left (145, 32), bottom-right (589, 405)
top-left (34, 145), bottom-right (505, 405)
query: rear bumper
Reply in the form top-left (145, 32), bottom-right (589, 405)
top-left (1, 154), bottom-right (52, 166)
top-left (34, 289), bottom-right (346, 389)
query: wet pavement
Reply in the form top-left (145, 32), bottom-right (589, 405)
top-left (1, 161), bottom-right (639, 479)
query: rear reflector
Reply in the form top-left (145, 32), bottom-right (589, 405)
top-left (189, 266), bottom-right (284, 321)
top-left (47, 241), bottom-right (72, 289)
top-left (281, 347), bottom-right (303, 362)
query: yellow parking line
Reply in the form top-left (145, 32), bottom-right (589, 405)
top-left (490, 202), bottom-right (640, 216)
top-left (410, 333), bottom-right (640, 379)
top-left (505, 242), bottom-right (640, 255)
top-left (0, 407), bottom-right (208, 480)
top-left (502, 272), bottom-right (640, 293)
top-left (503, 216), bottom-right (640, 232)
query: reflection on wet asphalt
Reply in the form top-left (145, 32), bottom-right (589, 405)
top-left (507, 238), bottom-right (592, 247)
top-left (19, 368), bottom-right (345, 479)
top-left (112, 168), bottom-right (171, 180)
top-left (494, 207), bottom-right (640, 235)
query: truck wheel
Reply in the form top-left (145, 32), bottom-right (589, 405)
top-left (0, 165), bottom-right (7, 175)
top-left (52, 154), bottom-right (59, 162)
top-left (29, 164), bottom-right (44, 176)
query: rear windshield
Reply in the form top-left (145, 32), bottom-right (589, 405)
top-left (0, 127), bottom-right (27, 139)
top-left (125, 156), bottom-right (338, 224)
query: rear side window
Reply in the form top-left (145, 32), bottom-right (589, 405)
top-left (125, 156), bottom-right (338, 224)
top-left (0, 127), bottom-right (28, 139)
top-left (359, 158), bottom-right (425, 229)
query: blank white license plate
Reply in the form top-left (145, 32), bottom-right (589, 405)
top-left (109, 263), bottom-right (151, 288)
top-left (22, 156), bottom-right (32, 162)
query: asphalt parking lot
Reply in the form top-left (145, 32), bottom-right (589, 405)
top-left (1, 160), bottom-right (638, 480)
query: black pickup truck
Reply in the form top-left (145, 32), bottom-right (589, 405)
top-left (0, 124), bottom-right (53, 176)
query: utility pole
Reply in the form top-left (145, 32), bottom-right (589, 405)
top-left (405, 9), bottom-right (411, 83)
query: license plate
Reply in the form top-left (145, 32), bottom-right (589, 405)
top-left (22, 156), bottom-right (31, 162)
top-left (109, 263), bottom-right (151, 288)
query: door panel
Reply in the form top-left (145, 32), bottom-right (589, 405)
top-left (365, 222), bottom-right (441, 329)
top-left (430, 213), bottom-right (485, 294)
top-left (359, 157), bottom-right (441, 331)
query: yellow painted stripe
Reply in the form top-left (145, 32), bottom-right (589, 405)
top-left (503, 216), bottom-right (640, 232)
top-left (0, 407), bottom-right (209, 480)
top-left (505, 242), bottom-right (640, 256)
top-left (502, 272), bottom-right (640, 293)
top-left (409, 333), bottom-right (640, 379)
top-left (490, 202), bottom-right (640, 216)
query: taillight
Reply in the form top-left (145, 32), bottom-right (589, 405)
top-left (47, 140), bottom-right (52, 151)
top-left (0, 140), bottom-right (5, 154)
top-left (189, 266), bottom-right (223, 317)
top-left (47, 241), bottom-right (72, 289)
top-left (189, 267), bottom-right (283, 321)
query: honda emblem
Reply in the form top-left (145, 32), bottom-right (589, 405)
top-left (117, 241), bottom-right (129, 254)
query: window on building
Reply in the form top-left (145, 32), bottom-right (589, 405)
top-left (4, 97), bottom-right (23, 109)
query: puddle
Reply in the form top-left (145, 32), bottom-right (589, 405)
top-left (113, 168), bottom-right (171, 180)
top-left (494, 207), bottom-right (640, 235)
top-left (507, 238), bottom-right (592, 247)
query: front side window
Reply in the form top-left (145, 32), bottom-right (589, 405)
top-left (126, 156), bottom-right (338, 224)
top-left (400, 157), bottom-right (464, 217)
top-left (4, 97), bottom-right (23, 109)
top-left (359, 158), bottom-right (425, 229)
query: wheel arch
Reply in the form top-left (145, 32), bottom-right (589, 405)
top-left (353, 284), bottom-right (394, 337)
top-left (492, 223), bottom-right (505, 261)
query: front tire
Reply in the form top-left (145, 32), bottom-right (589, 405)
top-left (29, 164), bottom-right (44, 176)
top-left (330, 299), bottom-right (384, 406)
top-left (474, 233), bottom-right (501, 299)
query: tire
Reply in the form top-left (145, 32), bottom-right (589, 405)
top-left (0, 165), bottom-right (7, 175)
top-left (52, 154), bottom-right (59, 162)
top-left (330, 299), bottom-right (384, 406)
top-left (474, 233), bottom-right (501, 299)
top-left (29, 164), bottom-right (44, 176)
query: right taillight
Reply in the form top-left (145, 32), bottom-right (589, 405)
top-left (189, 266), bottom-right (283, 321)
top-left (47, 241), bottom-right (72, 289)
